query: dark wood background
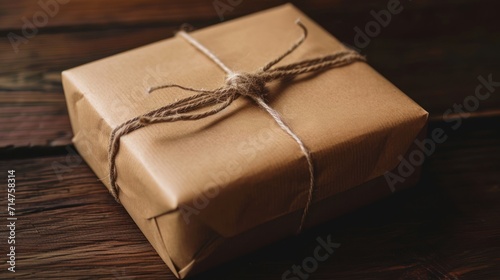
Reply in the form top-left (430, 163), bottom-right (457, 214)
top-left (1, 0), bottom-right (499, 279)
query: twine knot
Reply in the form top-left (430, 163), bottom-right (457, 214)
top-left (225, 72), bottom-right (267, 99)
top-left (108, 20), bottom-right (366, 234)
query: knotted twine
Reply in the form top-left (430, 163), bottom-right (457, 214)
top-left (108, 20), bottom-right (366, 233)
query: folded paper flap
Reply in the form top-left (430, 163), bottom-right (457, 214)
top-left (62, 4), bottom-right (428, 238)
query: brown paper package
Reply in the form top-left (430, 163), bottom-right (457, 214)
top-left (62, 4), bottom-right (428, 278)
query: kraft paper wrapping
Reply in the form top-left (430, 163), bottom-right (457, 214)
top-left (62, 4), bottom-right (428, 278)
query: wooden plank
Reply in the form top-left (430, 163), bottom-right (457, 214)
top-left (0, 0), bottom-right (492, 31)
top-left (0, 92), bottom-right (71, 147)
top-left (3, 0), bottom-right (499, 76)
top-left (0, 117), bottom-right (499, 279)
top-left (0, 26), bottom-right (176, 81)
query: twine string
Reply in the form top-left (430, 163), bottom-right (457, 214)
top-left (108, 20), bottom-right (365, 234)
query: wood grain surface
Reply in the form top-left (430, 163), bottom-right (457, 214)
top-left (1, 0), bottom-right (499, 279)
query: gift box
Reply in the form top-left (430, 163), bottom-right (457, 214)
top-left (62, 4), bottom-right (428, 278)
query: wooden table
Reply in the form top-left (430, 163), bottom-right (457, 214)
top-left (1, 1), bottom-right (499, 279)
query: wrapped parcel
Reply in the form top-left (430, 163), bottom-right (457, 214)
top-left (62, 4), bottom-right (428, 278)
